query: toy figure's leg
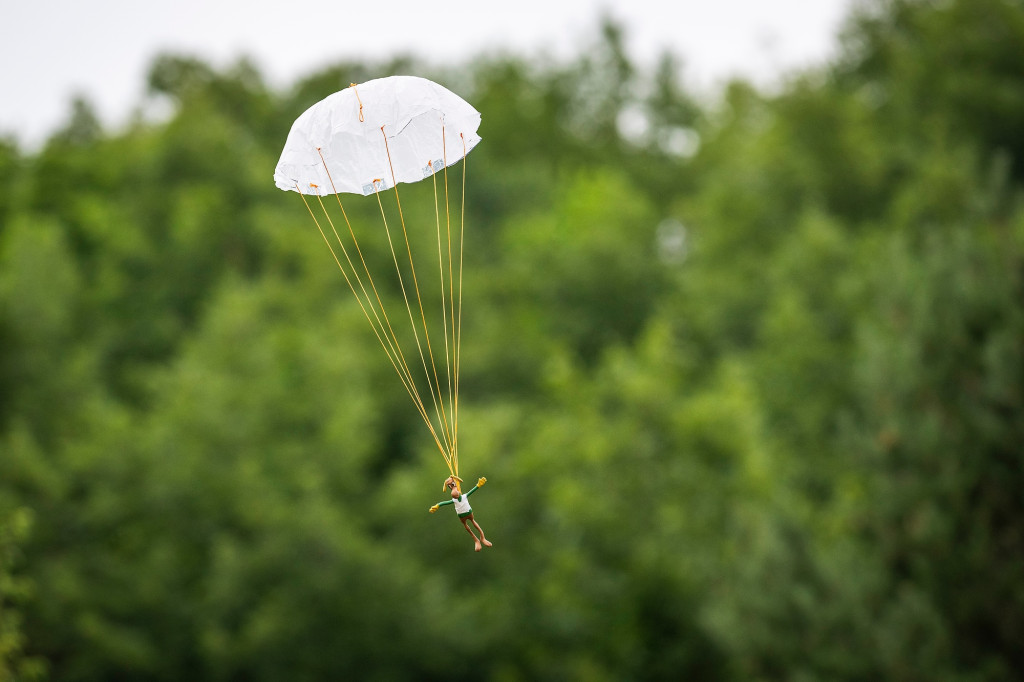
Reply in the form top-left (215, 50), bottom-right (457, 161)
top-left (461, 517), bottom-right (482, 551)
top-left (471, 518), bottom-right (492, 547)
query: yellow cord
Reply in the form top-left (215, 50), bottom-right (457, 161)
top-left (349, 83), bottom-right (364, 122)
top-left (294, 121), bottom-right (473, 486)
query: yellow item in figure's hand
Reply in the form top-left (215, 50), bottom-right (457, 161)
top-left (477, 477), bottom-right (487, 487)
top-left (429, 505), bottom-right (439, 513)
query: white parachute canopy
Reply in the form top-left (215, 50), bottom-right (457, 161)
top-left (274, 76), bottom-right (482, 196)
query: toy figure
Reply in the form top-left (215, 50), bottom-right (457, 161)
top-left (430, 476), bottom-right (492, 551)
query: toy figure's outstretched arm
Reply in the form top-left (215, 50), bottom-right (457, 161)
top-left (429, 498), bottom-right (455, 513)
top-left (465, 477), bottom-right (487, 498)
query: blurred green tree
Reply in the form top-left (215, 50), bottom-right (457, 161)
top-left (2, 2), bottom-right (1023, 680)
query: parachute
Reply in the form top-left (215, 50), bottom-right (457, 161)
top-left (274, 76), bottom-right (482, 483)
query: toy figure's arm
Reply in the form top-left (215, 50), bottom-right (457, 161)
top-left (429, 499), bottom-right (455, 513)
top-left (465, 477), bottom-right (487, 497)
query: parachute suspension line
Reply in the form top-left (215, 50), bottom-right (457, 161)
top-left (309, 193), bottom-right (422, 404)
top-left (440, 129), bottom-right (458, 476)
top-left (297, 183), bottom-right (453, 471)
top-left (315, 149), bottom-right (424, 409)
top-left (349, 83), bottom-right (365, 122)
top-left (296, 185), bottom-right (414, 401)
top-left (310, 194), bottom-right (427, 416)
top-left (429, 167), bottom-right (456, 482)
top-left (430, 148), bottom-right (456, 480)
top-left (452, 132), bottom-right (469, 477)
top-left (378, 126), bottom-right (457, 461)
top-left (370, 184), bottom-right (454, 461)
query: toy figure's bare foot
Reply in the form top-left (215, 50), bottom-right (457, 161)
top-left (474, 541), bottom-right (482, 552)
top-left (482, 539), bottom-right (493, 548)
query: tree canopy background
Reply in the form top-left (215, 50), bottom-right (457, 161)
top-left (1, 0), bottom-right (1022, 679)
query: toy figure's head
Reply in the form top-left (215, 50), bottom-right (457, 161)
top-left (443, 475), bottom-right (462, 496)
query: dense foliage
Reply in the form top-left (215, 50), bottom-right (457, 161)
top-left (1, 1), bottom-right (1022, 679)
